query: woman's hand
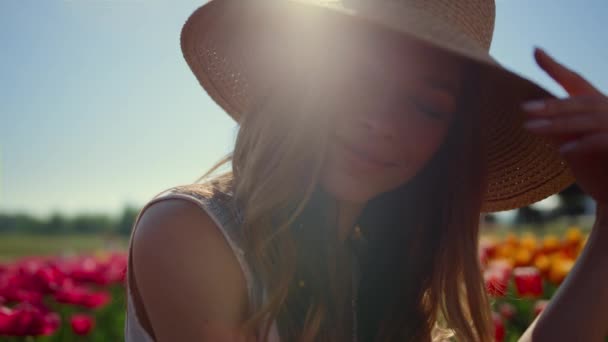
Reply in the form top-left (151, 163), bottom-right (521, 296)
top-left (522, 47), bottom-right (608, 206)
top-left (517, 47), bottom-right (608, 342)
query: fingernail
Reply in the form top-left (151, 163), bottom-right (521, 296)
top-left (559, 141), bottom-right (578, 153)
top-left (524, 119), bottom-right (551, 129)
top-left (522, 100), bottom-right (546, 112)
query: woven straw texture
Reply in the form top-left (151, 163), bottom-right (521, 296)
top-left (179, 0), bottom-right (575, 213)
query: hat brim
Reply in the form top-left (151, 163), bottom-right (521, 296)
top-left (180, 0), bottom-right (575, 213)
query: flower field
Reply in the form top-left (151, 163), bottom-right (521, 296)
top-left (0, 227), bottom-right (594, 341)
top-left (481, 226), bottom-right (589, 341)
top-left (0, 250), bottom-right (127, 341)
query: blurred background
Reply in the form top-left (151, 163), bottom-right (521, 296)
top-left (1, 0), bottom-right (606, 341)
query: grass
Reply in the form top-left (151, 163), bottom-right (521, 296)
top-left (0, 215), bottom-right (596, 262)
top-left (0, 233), bottom-right (128, 262)
top-left (482, 215), bottom-right (596, 237)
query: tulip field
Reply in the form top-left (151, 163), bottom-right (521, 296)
top-left (0, 225), bottom-right (597, 341)
top-left (481, 226), bottom-right (591, 341)
top-left (0, 239), bottom-right (128, 342)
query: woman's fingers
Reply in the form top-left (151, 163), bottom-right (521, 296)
top-left (524, 112), bottom-right (608, 136)
top-left (533, 47), bottom-right (603, 96)
top-left (559, 132), bottom-right (608, 156)
top-left (522, 95), bottom-right (608, 117)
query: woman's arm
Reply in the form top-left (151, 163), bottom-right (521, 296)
top-left (518, 204), bottom-right (608, 342)
top-left (518, 47), bottom-right (608, 341)
top-left (131, 198), bottom-right (255, 341)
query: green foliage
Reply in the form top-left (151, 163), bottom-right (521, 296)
top-left (0, 234), bottom-right (127, 261)
top-left (0, 206), bottom-right (140, 237)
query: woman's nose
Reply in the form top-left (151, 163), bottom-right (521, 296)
top-left (358, 110), bottom-right (400, 143)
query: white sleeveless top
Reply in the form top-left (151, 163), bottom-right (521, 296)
top-left (124, 183), bottom-right (281, 341)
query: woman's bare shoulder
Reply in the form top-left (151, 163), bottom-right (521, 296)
top-left (131, 197), bottom-right (250, 341)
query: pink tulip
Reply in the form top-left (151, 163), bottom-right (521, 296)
top-left (70, 313), bottom-right (95, 336)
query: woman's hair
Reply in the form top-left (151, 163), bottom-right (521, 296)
top-left (196, 57), bottom-right (493, 341)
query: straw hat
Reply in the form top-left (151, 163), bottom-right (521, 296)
top-left (179, 0), bottom-right (575, 213)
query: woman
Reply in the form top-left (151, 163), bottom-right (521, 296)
top-left (125, 0), bottom-right (608, 341)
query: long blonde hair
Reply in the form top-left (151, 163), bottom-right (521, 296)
top-left (196, 61), bottom-right (493, 341)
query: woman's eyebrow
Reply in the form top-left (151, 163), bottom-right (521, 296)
top-left (425, 75), bottom-right (458, 94)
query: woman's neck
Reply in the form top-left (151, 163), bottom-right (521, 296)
top-left (336, 200), bottom-right (366, 243)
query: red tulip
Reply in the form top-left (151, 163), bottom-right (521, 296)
top-left (498, 302), bottom-right (516, 321)
top-left (81, 291), bottom-right (111, 309)
top-left (0, 306), bottom-right (13, 335)
top-left (513, 267), bottom-right (543, 298)
top-left (54, 286), bottom-right (111, 309)
top-left (479, 241), bottom-right (496, 267)
top-left (41, 312), bottom-right (61, 336)
top-left (484, 269), bottom-right (508, 297)
top-left (0, 303), bottom-right (59, 336)
top-left (70, 313), bottom-right (95, 336)
top-left (492, 312), bottom-right (505, 342)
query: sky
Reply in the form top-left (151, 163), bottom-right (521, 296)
top-left (1, 0), bottom-right (607, 219)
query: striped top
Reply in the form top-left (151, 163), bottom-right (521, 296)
top-left (124, 183), bottom-right (280, 341)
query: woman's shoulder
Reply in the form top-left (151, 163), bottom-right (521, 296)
top-left (128, 182), bottom-right (251, 340)
top-left (156, 177), bottom-right (234, 205)
top-left (134, 176), bottom-right (247, 256)
top-left (154, 177), bottom-right (241, 222)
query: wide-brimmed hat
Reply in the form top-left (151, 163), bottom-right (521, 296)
top-left (179, 0), bottom-right (575, 213)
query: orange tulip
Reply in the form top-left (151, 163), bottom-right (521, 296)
top-left (533, 254), bottom-right (551, 276)
top-left (564, 226), bottom-right (583, 245)
top-left (496, 244), bottom-right (516, 260)
top-left (542, 235), bottom-right (560, 254)
top-left (513, 248), bottom-right (533, 267)
top-left (504, 233), bottom-right (519, 247)
top-left (520, 233), bottom-right (538, 252)
top-left (548, 258), bottom-right (575, 285)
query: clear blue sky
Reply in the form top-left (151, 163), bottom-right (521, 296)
top-left (1, 0), bottom-right (607, 219)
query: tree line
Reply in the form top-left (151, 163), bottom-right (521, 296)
top-left (0, 206), bottom-right (140, 236)
top-left (0, 184), bottom-right (591, 236)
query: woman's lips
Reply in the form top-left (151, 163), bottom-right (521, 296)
top-left (334, 136), bottom-right (397, 171)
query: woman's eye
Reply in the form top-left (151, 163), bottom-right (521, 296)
top-left (419, 103), bottom-right (445, 119)
top-left (408, 96), bottom-right (446, 120)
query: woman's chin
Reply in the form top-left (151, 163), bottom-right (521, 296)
top-left (320, 171), bottom-right (378, 203)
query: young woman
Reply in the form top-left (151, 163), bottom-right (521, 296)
top-left (124, 0), bottom-right (608, 341)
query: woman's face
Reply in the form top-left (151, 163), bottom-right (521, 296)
top-left (319, 29), bottom-right (465, 203)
